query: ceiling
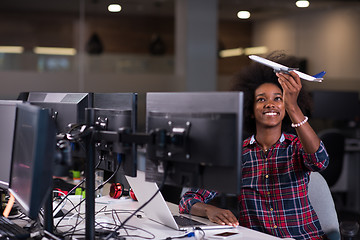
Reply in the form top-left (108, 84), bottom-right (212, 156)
top-left (0, 0), bottom-right (359, 20)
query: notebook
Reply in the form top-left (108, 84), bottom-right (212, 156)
top-left (125, 171), bottom-right (234, 231)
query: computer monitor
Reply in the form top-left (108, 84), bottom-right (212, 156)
top-left (27, 92), bottom-right (92, 176)
top-left (9, 103), bottom-right (56, 219)
top-left (0, 100), bottom-right (21, 190)
top-left (145, 92), bottom-right (244, 194)
top-left (311, 90), bottom-right (359, 121)
top-left (88, 93), bottom-right (138, 178)
top-left (27, 92), bottom-right (92, 134)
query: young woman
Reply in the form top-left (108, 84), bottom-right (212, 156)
top-left (179, 52), bottom-right (329, 240)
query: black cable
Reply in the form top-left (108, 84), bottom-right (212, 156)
top-left (62, 123), bottom-right (92, 153)
top-left (60, 210), bottom-right (144, 238)
top-left (194, 227), bottom-right (205, 240)
top-left (52, 178), bottom-right (85, 213)
top-left (69, 193), bottom-right (84, 238)
top-left (58, 209), bottom-right (156, 239)
top-left (52, 145), bottom-right (106, 219)
top-left (66, 205), bottom-right (108, 238)
top-left (104, 165), bottom-right (169, 240)
top-left (52, 124), bottom-right (101, 215)
top-left (65, 124), bottom-right (93, 142)
top-left (113, 209), bottom-right (130, 237)
top-left (54, 159), bottom-right (122, 232)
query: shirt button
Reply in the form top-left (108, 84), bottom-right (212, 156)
top-left (270, 208), bottom-right (274, 211)
top-left (274, 225), bottom-right (277, 228)
top-left (267, 192), bottom-right (270, 195)
top-left (265, 175), bottom-right (269, 178)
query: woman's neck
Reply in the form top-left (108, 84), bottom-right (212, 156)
top-left (255, 127), bottom-right (282, 152)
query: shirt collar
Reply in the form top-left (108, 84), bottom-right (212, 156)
top-left (249, 133), bottom-right (285, 145)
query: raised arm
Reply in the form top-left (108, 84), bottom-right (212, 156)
top-left (276, 71), bottom-right (320, 154)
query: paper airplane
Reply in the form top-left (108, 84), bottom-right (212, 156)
top-left (249, 55), bottom-right (325, 82)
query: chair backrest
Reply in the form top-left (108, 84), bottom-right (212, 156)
top-left (318, 129), bottom-right (345, 187)
top-left (308, 171), bottom-right (340, 240)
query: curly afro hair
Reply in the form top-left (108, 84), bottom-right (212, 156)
top-left (231, 51), bottom-right (312, 136)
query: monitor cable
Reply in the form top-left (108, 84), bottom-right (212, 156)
top-left (52, 148), bottom-right (105, 216)
top-left (104, 163), bottom-right (169, 240)
top-left (54, 157), bottom-right (122, 232)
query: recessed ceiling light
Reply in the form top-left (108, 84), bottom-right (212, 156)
top-left (296, 0), bottom-right (310, 8)
top-left (108, 4), bottom-right (122, 13)
top-left (237, 11), bottom-right (250, 19)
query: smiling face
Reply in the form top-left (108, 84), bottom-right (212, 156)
top-left (253, 83), bottom-right (286, 130)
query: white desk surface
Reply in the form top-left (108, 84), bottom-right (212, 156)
top-left (53, 195), bottom-right (293, 240)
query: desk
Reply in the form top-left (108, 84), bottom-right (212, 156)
top-left (53, 195), bottom-right (292, 240)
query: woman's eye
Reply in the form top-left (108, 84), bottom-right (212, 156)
top-left (275, 97), bottom-right (283, 101)
top-left (256, 98), bottom-right (265, 102)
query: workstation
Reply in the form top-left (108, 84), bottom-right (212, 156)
top-left (0, 91), bottom-right (280, 240)
top-left (0, 0), bottom-right (360, 239)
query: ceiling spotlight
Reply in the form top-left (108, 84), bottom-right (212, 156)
top-left (296, 0), bottom-right (310, 8)
top-left (108, 4), bottom-right (122, 12)
top-left (237, 11), bottom-right (251, 19)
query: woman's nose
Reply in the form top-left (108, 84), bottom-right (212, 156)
top-left (264, 101), bottom-right (275, 108)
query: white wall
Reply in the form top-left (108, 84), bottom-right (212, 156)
top-left (253, 6), bottom-right (360, 92)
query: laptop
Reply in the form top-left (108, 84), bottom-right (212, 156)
top-left (125, 171), bottom-right (235, 231)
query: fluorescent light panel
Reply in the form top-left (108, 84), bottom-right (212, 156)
top-left (33, 47), bottom-right (77, 56)
top-left (219, 46), bottom-right (268, 58)
top-left (0, 46), bottom-right (24, 54)
top-left (244, 46), bottom-right (268, 55)
top-left (219, 48), bottom-right (244, 58)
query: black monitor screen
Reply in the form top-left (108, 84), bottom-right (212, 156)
top-left (145, 92), bottom-right (244, 194)
top-left (27, 92), bottom-right (92, 134)
top-left (311, 90), bottom-right (359, 121)
top-left (9, 103), bottom-right (56, 219)
top-left (0, 101), bottom-right (21, 190)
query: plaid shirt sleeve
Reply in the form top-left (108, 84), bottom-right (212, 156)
top-left (178, 189), bottom-right (218, 214)
top-left (301, 140), bottom-right (329, 172)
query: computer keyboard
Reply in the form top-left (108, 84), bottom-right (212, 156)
top-left (173, 215), bottom-right (205, 227)
top-left (0, 215), bottom-right (30, 239)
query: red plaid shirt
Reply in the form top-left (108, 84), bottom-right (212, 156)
top-left (179, 133), bottom-right (329, 240)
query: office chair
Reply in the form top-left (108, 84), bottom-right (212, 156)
top-left (314, 129), bottom-right (360, 239)
top-left (318, 128), bottom-right (345, 187)
top-left (309, 172), bottom-right (360, 240)
top-left (309, 171), bottom-right (341, 240)
top-left (318, 128), bottom-right (351, 214)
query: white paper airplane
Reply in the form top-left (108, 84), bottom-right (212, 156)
top-left (249, 55), bottom-right (325, 82)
